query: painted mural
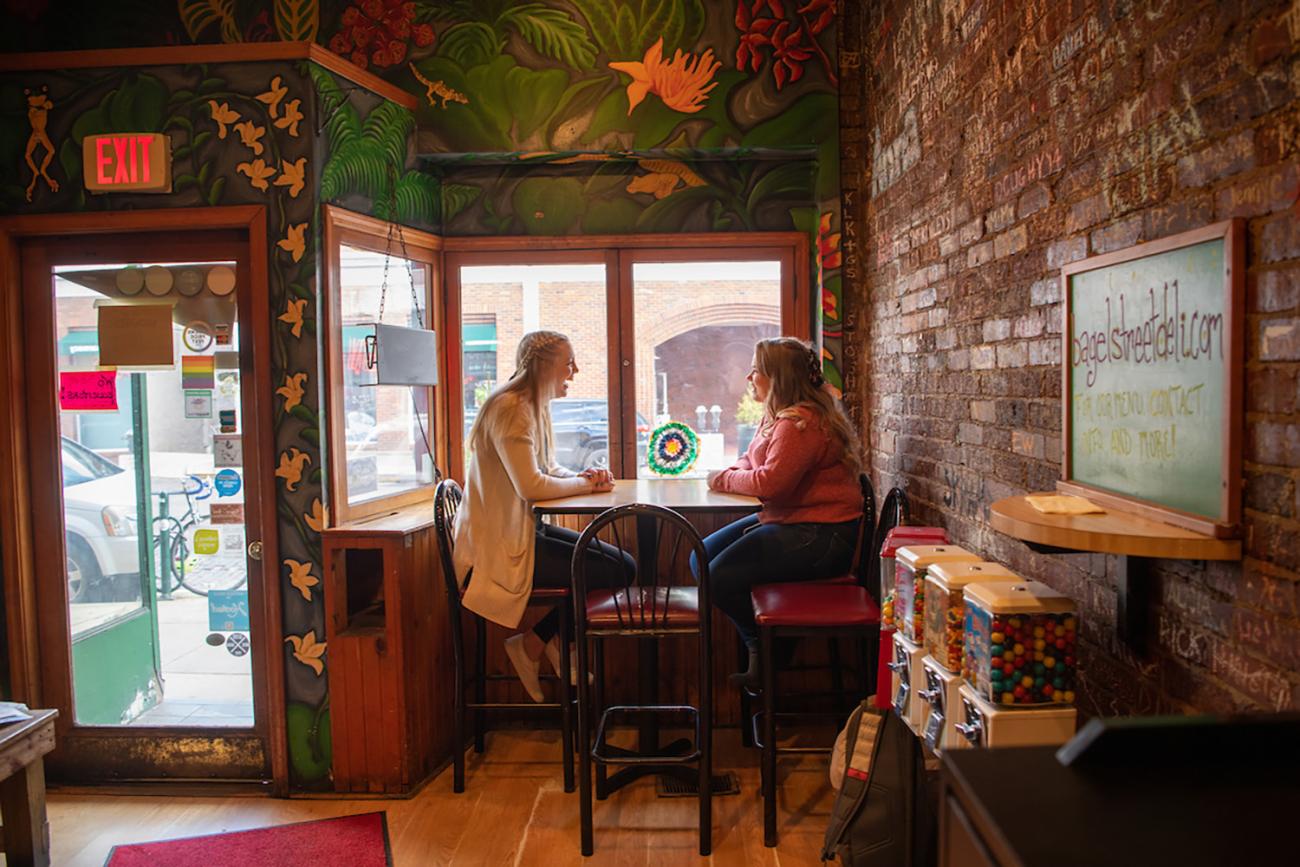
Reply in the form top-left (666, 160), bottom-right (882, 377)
top-left (0, 0), bottom-right (845, 390)
top-left (0, 60), bottom-right (406, 789)
top-left (0, 0), bottom-right (844, 792)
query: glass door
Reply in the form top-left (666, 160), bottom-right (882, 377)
top-left (23, 231), bottom-right (268, 780)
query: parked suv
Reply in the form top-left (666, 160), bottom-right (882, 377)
top-left (462, 398), bottom-right (649, 472)
top-left (61, 437), bottom-right (140, 602)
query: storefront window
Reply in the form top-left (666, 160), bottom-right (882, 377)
top-left (325, 208), bottom-right (441, 523)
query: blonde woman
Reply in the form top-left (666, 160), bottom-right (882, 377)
top-left (453, 330), bottom-right (625, 701)
top-left (697, 337), bottom-right (863, 687)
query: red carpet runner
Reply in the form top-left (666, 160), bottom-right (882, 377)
top-left (104, 811), bottom-right (392, 866)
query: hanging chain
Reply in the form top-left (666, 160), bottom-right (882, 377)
top-left (375, 165), bottom-right (424, 330)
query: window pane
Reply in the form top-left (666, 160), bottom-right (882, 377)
top-left (459, 263), bottom-right (607, 474)
top-left (339, 245), bottom-right (434, 506)
top-left (633, 261), bottom-right (782, 478)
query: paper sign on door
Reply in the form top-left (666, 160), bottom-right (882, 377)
top-left (59, 371), bottom-right (117, 411)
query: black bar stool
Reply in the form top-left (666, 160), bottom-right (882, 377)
top-left (433, 479), bottom-right (574, 793)
top-left (572, 503), bottom-right (713, 857)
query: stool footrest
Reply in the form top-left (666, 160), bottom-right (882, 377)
top-left (593, 705), bottom-right (702, 766)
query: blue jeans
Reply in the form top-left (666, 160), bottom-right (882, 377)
top-left (690, 514), bottom-right (859, 649)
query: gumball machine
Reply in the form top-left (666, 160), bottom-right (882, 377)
top-left (918, 562), bottom-right (1021, 753)
top-left (890, 630), bottom-right (929, 735)
top-left (878, 527), bottom-right (948, 629)
top-left (954, 683), bottom-right (1077, 749)
top-left (961, 580), bottom-right (1077, 706)
top-left (895, 546), bottom-right (980, 644)
top-left (953, 579), bottom-right (1079, 749)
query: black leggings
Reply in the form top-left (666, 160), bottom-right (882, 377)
top-left (531, 523), bottom-right (633, 643)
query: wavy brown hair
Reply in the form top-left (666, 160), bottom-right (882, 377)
top-left (754, 337), bottom-right (861, 475)
top-left (467, 330), bottom-right (570, 468)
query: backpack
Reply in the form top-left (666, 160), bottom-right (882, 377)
top-left (821, 701), bottom-right (935, 866)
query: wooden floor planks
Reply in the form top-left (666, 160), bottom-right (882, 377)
top-left (45, 728), bottom-right (836, 865)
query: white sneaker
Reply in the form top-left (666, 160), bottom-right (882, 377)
top-left (504, 634), bottom-right (545, 703)
top-left (544, 638), bottom-right (593, 686)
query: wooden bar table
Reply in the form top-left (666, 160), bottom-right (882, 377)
top-left (534, 479), bottom-right (759, 793)
top-left (0, 709), bottom-right (57, 867)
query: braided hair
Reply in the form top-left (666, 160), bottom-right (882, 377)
top-left (753, 337), bottom-right (860, 475)
top-left (468, 330), bottom-right (571, 468)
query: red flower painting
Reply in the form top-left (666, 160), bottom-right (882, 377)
top-left (734, 0), bottom-right (837, 89)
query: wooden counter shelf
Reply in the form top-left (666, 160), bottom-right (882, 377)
top-left (321, 501), bottom-right (452, 796)
top-left (989, 493), bottom-right (1241, 654)
top-left (989, 494), bottom-right (1241, 561)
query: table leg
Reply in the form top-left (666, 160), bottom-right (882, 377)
top-left (0, 760), bottom-right (51, 867)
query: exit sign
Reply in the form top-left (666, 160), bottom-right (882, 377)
top-left (82, 133), bottom-right (172, 193)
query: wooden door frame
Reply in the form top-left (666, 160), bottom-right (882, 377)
top-left (0, 206), bottom-right (288, 792)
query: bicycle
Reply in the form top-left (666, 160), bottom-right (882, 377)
top-left (151, 474), bottom-right (248, 598)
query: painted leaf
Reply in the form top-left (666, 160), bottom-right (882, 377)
top-left (633, 185), bottom-right (719, 233)
top-left (393, 171), bottom-right (440, 226)
top-left (307, 66), bottom-right (360, 152)
top-left (581, 198), bottom-right (641, 234)
top-left (441, 183), bottom-right (481, 224)
top-left (274, 0), bottom-right (319, 42)
top-left (741, 92), bottom-right (838, 149)
top-left (747, 160), bottom-right (816, 214)
top-left (361, 102), bottom-right (414, 173)
top-left (438, 21), bottom-right (501, 69)
top-left (512, 177), bottom-right (583, 235)
top-left (177, 0), bottom-right (239, 43)
top-left (503, 3), bottom-right (598, 70)
top-left (286, 702), bottom-right (331, 782)
top-left (505, 65), bottom-right (569, 144)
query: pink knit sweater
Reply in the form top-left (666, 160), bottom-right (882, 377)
top-left (711, 408), bottom-right (862, 525)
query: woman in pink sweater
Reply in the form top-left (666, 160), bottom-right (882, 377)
top-left (698, 337), bottom-right (863, 687)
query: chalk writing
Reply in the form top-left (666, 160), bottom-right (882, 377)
top-left (1071, 281), bottom-right (1224, 388)
top-left (872, 106), bottom-right (920, 197)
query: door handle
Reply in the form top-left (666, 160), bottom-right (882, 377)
top-left (247, 540), bottom-right (263, 561)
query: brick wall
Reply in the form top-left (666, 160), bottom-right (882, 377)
top-left (847, 0), bottom-right (1300, 715)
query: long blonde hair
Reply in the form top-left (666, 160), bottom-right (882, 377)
top-left (754, 337), bottom-right (861, 475)
top-left (467, 330), bottom-right (569, 467)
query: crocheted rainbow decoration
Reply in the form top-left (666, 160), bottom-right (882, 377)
top-left (647, 421), bottom-right (699, 476)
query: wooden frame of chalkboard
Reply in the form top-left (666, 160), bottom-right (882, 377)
top-left (1059, 219), bottom-right (1244, 539)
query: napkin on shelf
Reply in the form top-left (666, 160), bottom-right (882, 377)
top-left (1025, 494), bottom-right (1105, 515)
top-left (0, 702), bottom-right (32, 725)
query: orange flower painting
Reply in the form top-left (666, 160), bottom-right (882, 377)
top-left (610, 37), bottom-right (720, 115)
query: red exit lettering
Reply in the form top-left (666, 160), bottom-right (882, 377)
top-left (94, 135), bottom-right (155, 186)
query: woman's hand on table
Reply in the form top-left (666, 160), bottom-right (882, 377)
top-left (580, 467), bottom-right (614, 492)
top-left (706, 469), bottom-right (724, 490)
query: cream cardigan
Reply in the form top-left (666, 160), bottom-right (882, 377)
top-left (451, 392), bottom-right (591, 629)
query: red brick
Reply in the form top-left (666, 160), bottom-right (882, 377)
top-left (1046, 235), bottom-right (1088, 269)
top-left (1259, 318), bottom-right (1300, 361)
top-left (1250, 268), bottom-right (1300, 313)
top-left (1176, 131), bottom-right (1255, 189)
top-left (983, 318), bottom-right (1011, 341)
top-left (994, 224), bottom-right (1028, 258)
top-left (1249, 422), bottom-right (1300, 466)
top-left (1066, 193), bottom-right (1110, 233)
top-left (1215, 162), bottom-right (1300, 219)
top-left (1017, 183), bottom-right (1051, 219)
top-left (997, 341), bottom-right (1028, 368)
top-left (1246, 366), bottom-right (1298, 414)
top-left (1090, 215), bottom-right (1143, 254)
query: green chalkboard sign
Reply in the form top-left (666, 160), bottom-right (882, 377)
top-left (1061, 220), bottom-right (1243, 538)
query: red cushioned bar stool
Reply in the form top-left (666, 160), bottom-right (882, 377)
top-left (737, 474), bottom-right (878, 747)
top-left (746, 485), bottom-right (916, 847)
